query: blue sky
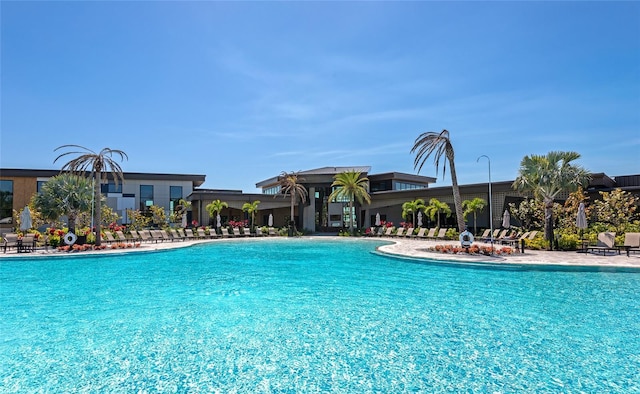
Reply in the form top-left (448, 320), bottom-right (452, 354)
top-left (2, 1), bottom-right (639, 192)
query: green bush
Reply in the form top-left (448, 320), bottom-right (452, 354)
top-left (557, 233), bottom-right (580, 251)
top-left (445, 228), bottom-right (459, 240)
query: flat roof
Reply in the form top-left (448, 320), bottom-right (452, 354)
top-left (0, 168), bottom-right (206, 187)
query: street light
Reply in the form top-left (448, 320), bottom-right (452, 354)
top-left (477, 155), bottom-right (493, 251)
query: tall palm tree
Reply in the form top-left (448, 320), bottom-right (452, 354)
top-left (205, 199), bottom-right (228, 232)
top-left (242, 200), bottom-right (261, 230)
top-left (462, 197), bottom-right (486, 235)
top-left (424, 198), bottom-right (451, 229)
top-left (32, 173), bottom-right (94, 235)
top-left (176, 198), bottom-right (191, 224)
top-left (54, 145), bottom-right (128, 246)
top-left (328, 171), bottom-right (371, 234)
top-left (411, 129), bottom-right (465, 232)
top-left (276, 171), bottom-right (308, 233)
top-left (512, 151), bottom-right (591, 250)
top-left (401, 198), bottom-right (426, 227)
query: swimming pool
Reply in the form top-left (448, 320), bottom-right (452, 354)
top-left (1, 238), bottom-right (639, 392)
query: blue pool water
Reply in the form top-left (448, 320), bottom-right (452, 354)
top-left (1, 238), bottom-right (639, 392)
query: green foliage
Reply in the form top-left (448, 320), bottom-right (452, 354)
top-left (205, 199), bottom-right (228, 222)
top-left (425, 198), bottom-right (451, 228)
top-left (32, 173), bottom-right (93, 233)
top-left (445, 228), bottom-right (458, 240)
top-left (556, 233), bottom-right (580, 251)
top-left (509, 199), bottom-right (549, 231)
top-left (401, 198), bottom-right (426, 226)
top-left (242, 200), bottom-right (261, 229)
top-left (328, 171), bottom-right (371, 234)
top-left (127, 209), bottom-right (151, 230)
top-left (593, 189), bottom-right (639, 233)
top-left (462, 197), bottom-right (486, 234)
top-left (149, 205), bottom-right (167, 227)
top-left (525, 235), bottom-right (549, 250)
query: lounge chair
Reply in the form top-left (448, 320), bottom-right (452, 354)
top-left (404, 227), bottom-right (414, 238)
top-left (500, 231), bottom-right (529, 247)
top-left (160, 229), bottom-right (176, 242)
top-left (382, 227), bottom-right (394, 237)
top-left (478, 229), bottom-right (491, 242)
top-left (197, 228), bottom-right (209, 239)
top-left (20, 234), bottom-right (36, 252)
top-left (233, 228), bottom-right (242, 237)
top-left (496, 229), bottom-right (509, 240)
top-left (424, 228), bottom-right (437, 240)
top-left (268, 227), bottom-right (277, 236)
top-left (435, 228), bottom-right (447, 241)
top-left (375, 227), bottom-right (385, 237)
top-left (413, 228), bottom-right (427, 239)
top-left (184, 229), bottom-right (196, 240)
top-left (103, 230), bottom-right (118, 244)
top-left (2, 233), bottom-right (19, 253)
top-left (243, 227), bottom-right (252, 236)
top-left (393, 228), bottom-right (405, 237)
top-left (622, 233), bottom-right (640, 257)
top-left (137, 230), bottom-right (153, 243)
top-left (170, 229), bottom-right (184, 241)
top-left (115, 230), bottom-right (128, 242)
top-left (221, 228), bottom-right (232, 238)
top-left (586, 232), bottom-right (620, 255)
top-left (128, 230), bottom-right (142, 242)
top-left (255, 227), bottom-right (264, 237)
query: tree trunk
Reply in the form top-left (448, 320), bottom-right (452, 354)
top-left (349, 200), bottom-right (354, 234)
top-left (544, 196), bottom-right (554, 251)
top-left (449, 160), bottom-right (466, 232)
top-left (473, 213), bottom-right (477, 235)
top-left (94, 172), bottom-right (102, 246)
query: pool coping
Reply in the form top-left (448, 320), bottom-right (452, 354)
top-left (1, 236), bottom-right (639, 271)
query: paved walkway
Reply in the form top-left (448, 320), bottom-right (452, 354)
top-left (2, 236), bottom-right (639, 270)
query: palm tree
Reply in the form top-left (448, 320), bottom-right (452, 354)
top-left (242, 200), bottom-right (261, 230)
top-left (462, 197), bottom-right (486, 235)
top-left (32, 173), bottom-right (93, 235)
top-left (512, 151), bottom-right (591, 250)
top-left (411, 129), bottom-right (465, 232)
top-left (205, 199), bottom-right (228, 232)
top-left (401, 198), bottom-right (426, 227)
top-left (276, 171), bottom-right (308, 233)
top-left (54, 145), bottom-right (127, 246)
top-left (424, 198), bottom-right (451, 229)
top-left (327, 171), bottom-right (371, 234)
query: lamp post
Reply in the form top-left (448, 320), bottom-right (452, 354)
top-left (477, 155), bottom-right (493, 251)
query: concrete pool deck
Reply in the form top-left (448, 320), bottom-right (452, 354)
top-left (1, 236), bottom-right (639, 270)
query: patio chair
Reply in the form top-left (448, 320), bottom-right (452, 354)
top-left (413, 228), bottom-right (427, 239)
top-left (20, 234), bottom-right (36, 252)
top-left (435, 228), bottom-right (447, 241)
top-left (622, 233), bottom-right (640, 257)
top-left (2, 233), bottom-right (19, 253)
top-left (268, 227), bottom-right (277, 236)
top-left (170, 229), bottom-right (185, 241)
top-left (115, 230), bottom-right (128, 242)
top-left (393, 228), bottom-right (406, 237)
top-left (221, 228), bottom-right (232, 238)
top-left (243, 227), bottom-right (252, 236)
top-left (382, 227), bottom-right (394, 237)
top-left (424, 228), bottom-right (437, 240)
top-left (404, 227), bottom-right (414, 238)
top-left (585, 232), bottom-right (619, 255)
top-left (136, 230), bottom-right (153, 243)
top-left (478, 229), bottom-right (491, 242)
top-left (255, 227), bottom-right (264, 237)
top-left (102, 230), bottom-right (118, 244)
top-left (233, 228), bottom-right (242, 237)
top-left (160, 229), bottom-right (176, 242)
top-left (184, 229), bottom-right (196, 240)
top-left (197, 228), bottom-right (208, 239)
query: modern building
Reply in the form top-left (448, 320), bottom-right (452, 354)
top-left (0, 168), bottom-right (205, 229)
top-left (2, 166), bottom-right (638, 234)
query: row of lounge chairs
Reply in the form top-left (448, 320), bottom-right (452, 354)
top-left (375, 227), bottom-right (448, 240)
top-left (102, 227), bottom-right (280, 243)
top-left (582, 232), bottom-right (640, 256)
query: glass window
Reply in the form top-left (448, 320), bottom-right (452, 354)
top-left (101, 182), bottom-right (123, 194)
top-left (263, 185), bottom-right (281, 195)
top-left (0, 180), bottom-right (13, 222)
top-left (170, 186), bottom-right (182, 211)
top-left (140, 185), bottom-right (154, 210)
top-left (37, 181), bottom-right (47, 193)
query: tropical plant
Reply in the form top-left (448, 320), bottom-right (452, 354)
top-left (508, 199), bottom-right (547, 231)
top-left (242, 200), bottom-right (261, 230)
top-left (593, 189), bottom-right (639, 233)
top-left (462, 197), bottom-right (486, 235)
top-left (54, 145), bottom-right (128, 246)
top-left (411, 129), bottom-right (465, 232)
top-left (149, 205), bottom-right (167, 228)
top-left (126, 209), bottom-right (151, 230)
top-left (328, 171), bottom-right (371, 234)
top-left (175, 198), bottom-right (191, 223)
top-left (557, 189), bottom-right (590, 234)
top-left (424, 198), bottom-right (451, 228)
top-left (205, 199), bottom-right (229, 230)
top-left (32, 173), bottom-right (93, 235)
top-left (276, 171), bottom-right (308, 233)
top-left (401, 198), bottom-right (426, 227)
top-left (512, 151), bottom-right (591, 250)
